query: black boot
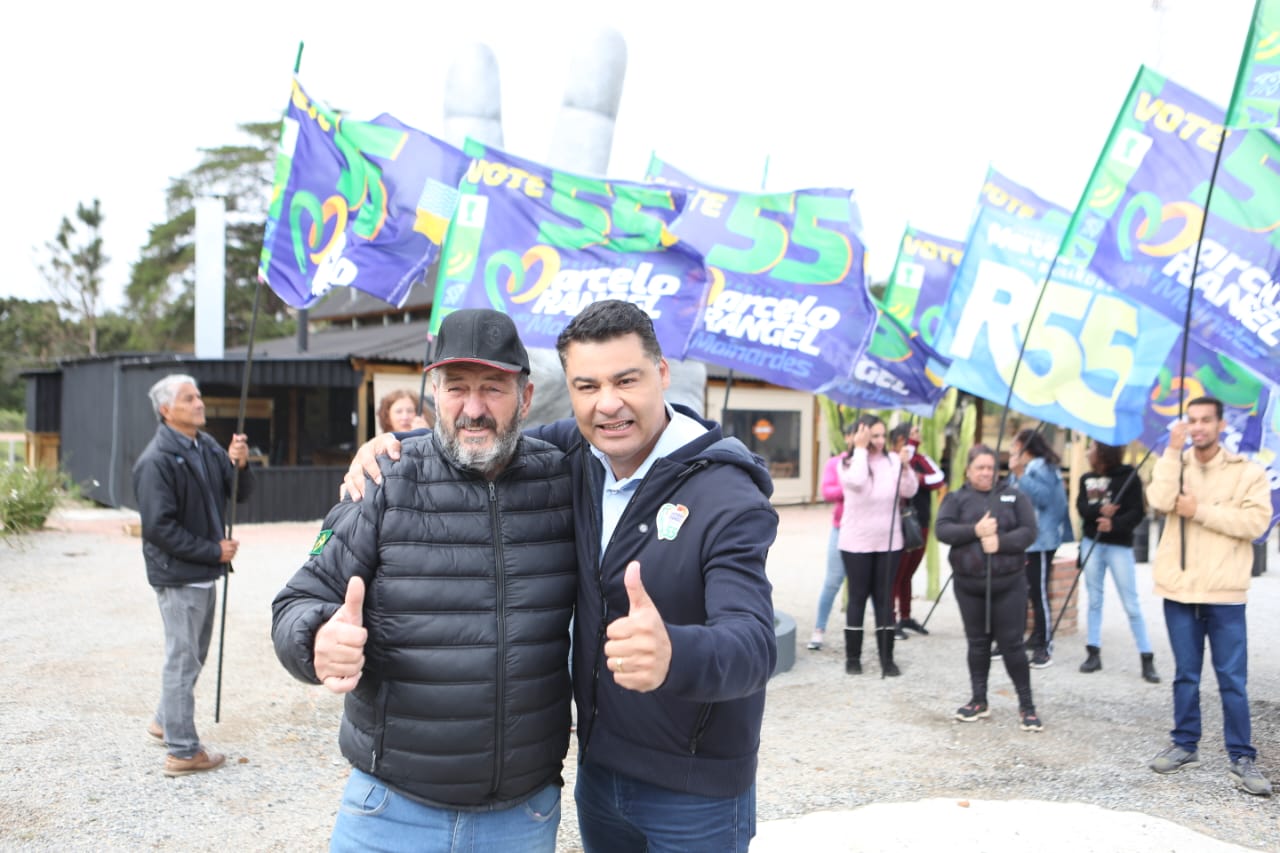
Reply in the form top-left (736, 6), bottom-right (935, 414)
top-left (877, 628), bottom-right (902, 678)
top-left (845, 628), bottom-right (863, 674)
top-left (1079, 645), bottom-right (1102, 673)
top-left (1141, 652), bottom-right (1161, 683)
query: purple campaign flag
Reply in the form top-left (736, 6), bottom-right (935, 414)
top-left (936, 206), bottom-right (1181, 445)
top-left (1227, 0), bottom-right (1280, 129)
top-left (1250, 393), bottom-right (1280, 534)
top-left (880, 226), bottom-right (964, 353)
top-left (824, 301), bottom-right (949, 415)
top-left (1059, 66), bottom-right (1280, 387)
top-left (431, 142), bottom-right (708, 356)
top-left (647, 155), bottom-right (876, 396)
top-left (1140, 346), bottom-right (1270, 453)
top-left (259, 77), bottom-right (468, 309)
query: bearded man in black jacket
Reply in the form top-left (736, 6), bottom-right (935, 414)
top-left (272, 310), bottom-right (576, 853)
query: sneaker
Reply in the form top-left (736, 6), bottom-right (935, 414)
top-left (1229, 756), bottom-right (1273, 796)
top-left (1149, 744), bottom-right (1200, 774)
top-left (954, 701), bottom-right (990, 722)
top-left (807, 630), bottom-right (824, 651)
top-left (900, 617), bottom-right (930, 636)
top-left (1029, 650), bottom-right (1053, 669)
top-left (893, 624), bottom-right (909, 641)
top-left (1019, 709), bottom-right (1044, 732)
top-left (164, 749), bottom-right (226, 778)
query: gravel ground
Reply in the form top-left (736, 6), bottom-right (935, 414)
top-left (2, 502), bottom-right (1278, 851)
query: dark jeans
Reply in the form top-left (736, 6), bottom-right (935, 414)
top-left (893, 531), bottom-right (928, 620)
top-left (954, 571), bottom-right (1035, 711)
top-left (1163, 599), bottom-right (1256, 760)
top-left (1024, 549), bottom-right (1057, 653)
top-left (575, 760), bottom-right (755, 853)
top-left (842, 550), bottom-right (901, 631)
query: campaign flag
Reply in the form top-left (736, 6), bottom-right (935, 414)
top-left (647, 155), bottom-right (876, 396)
top-left (1227, 0), bottom-right (1280, 128)
top-left (908, 168), bottom-right (1070, 358)
top-left (1141, 346), bottom-right (1270, 453)
top-left (880, 227), bottom-right (964, 351)
top-left (1058, 66), bottom-right (1280, 387)
top-left (259, 78), bottom-right (469, 309)
top-left (1249, 393), bottom-right (1280, 534)
top-left (978, 166), bottom-right (1073, 229)
top-left (430, 143), bottom-right (708, 356)
top-left (823, 300), bottom-right (949, 415)
top-left (937, 206), bottom-right (1181, 445)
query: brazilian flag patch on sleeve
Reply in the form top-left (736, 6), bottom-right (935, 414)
top-left (309, 529), bottom-right (334, 556)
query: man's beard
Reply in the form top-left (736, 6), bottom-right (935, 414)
top-left (438, 411), bottom-right (524, 475)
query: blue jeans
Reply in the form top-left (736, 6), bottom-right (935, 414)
top-left (1081, 539), bottom-right (1151, 652)
top-left (331, 768), bottom-right (560, 853)
top-left (1162, 600), bottom-right (1255, 761)
top-left (575, 761), bottom-right (755, 853)
top-left (154, 583), bottom-right (216, 758)
top-left (813, 526), bottom-right (845, 631)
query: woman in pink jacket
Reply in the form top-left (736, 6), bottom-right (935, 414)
top-left (839, 414), bottom-right (918, 676)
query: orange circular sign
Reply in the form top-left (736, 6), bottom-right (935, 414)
top-left (752, 419), bottom-right (774, 441)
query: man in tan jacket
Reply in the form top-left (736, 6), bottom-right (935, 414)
top-left (1145, 396), bottom-right (1273, 796)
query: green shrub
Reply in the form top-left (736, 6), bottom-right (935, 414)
top-left (0, 409), bottom-right (23, 431)
top-left (0, 465), bottom-right (70, 535)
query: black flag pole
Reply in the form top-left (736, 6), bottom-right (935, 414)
top-left (1174, 132), bottom-right (1229, 572)
top-left (214, 40), bottom-right (304, 724)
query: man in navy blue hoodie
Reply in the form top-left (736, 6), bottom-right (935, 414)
top-left (345, 300), bottom-right (778, 852)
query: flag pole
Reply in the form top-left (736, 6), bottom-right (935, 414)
top-left (1174, 132), bottom-right (1228, 572)
top-left (214, 40), bottom-right (305, 724)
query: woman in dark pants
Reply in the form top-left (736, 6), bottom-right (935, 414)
top-left (935, 445), bottom-right (1044, 731)
top-left (837, 414), bottom-right (918, 677)
top-left (1008, 428), bottom-right (1070, 668)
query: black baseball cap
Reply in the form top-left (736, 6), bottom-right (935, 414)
top-left (424, 309), bottom-right (530, 375)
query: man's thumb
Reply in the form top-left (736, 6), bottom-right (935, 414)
top-left (338, 575), bottom-right (365, 626)
top-left (624, 561), bottom-right (652, 613)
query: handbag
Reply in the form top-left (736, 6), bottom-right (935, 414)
top-left (900, 502), bottom-right (925, 550)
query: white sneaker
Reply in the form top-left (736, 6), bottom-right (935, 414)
top-left (807, 630), bottom-right (824, 650)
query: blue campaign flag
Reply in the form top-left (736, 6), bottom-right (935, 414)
top-left (1060, 66), bottom-right (1280, 388)
top-left (259, 77), bottom-right (469, 309)
top-left (936, 206), bottom-right (1181, 445)
top-left (880, 226), bottom-right (964, 354)
top-left (432, 142), bottom-right (709, 356)
top-left (823, 301), bottom-right (948, 416)
top-left (648, 155), bottom-right (877, 395)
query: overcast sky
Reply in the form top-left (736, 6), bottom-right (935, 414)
top-left (1, 0), bottom-right (1257, 310)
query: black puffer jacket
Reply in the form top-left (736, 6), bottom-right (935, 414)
top-left (271, 432), bottom-right (575, 811)
top-left (934, 482), bottom-right (1037, 578)
top-left (132, 424), bottom-right (254, 587)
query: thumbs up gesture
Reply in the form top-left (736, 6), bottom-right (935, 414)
top-left (314, 576), bottom-right (368, 694)
top-left (603, 561), bottom-right (672, 693)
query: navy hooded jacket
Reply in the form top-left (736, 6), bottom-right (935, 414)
top-left (528, 404), bottom-right (778, 799)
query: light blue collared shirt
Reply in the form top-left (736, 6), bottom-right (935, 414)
top-left (588, 403), bottom-right (708, 560)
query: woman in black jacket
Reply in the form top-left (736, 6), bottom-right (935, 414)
top-left (935, 445), bottom-right (1043, 731)
top-left (1076, 441), bottom-right (1158, 682)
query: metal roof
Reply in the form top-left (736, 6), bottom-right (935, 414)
top-left (226, 318), bottom-right (433, 365)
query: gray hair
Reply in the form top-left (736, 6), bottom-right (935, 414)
top-left (148, 374), bottom-right (198, 421)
